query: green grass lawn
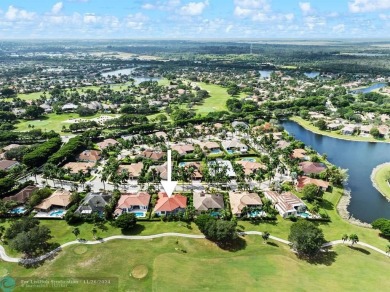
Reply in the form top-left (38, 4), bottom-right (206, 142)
top-left (290, 116), bottom-right (390, 143)
top-left (192, 82), bottom-right (246, 115)
top-left (14, 113), bottom-right (117, 133)
top-left (372, 163), bottom-right (390, 200)
top-left (1, 236), bottom-right (389, 291)
top-left (241, 187), bottom-right (389, 250)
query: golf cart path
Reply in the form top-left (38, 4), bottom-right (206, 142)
top-left (1, 232), bottom-right (389, 263)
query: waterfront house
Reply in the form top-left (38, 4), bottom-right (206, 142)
top-left (299, 161), bottom-right (326, 175)
top-left (264, 191), bottom-right (306, 218)
top-left (296, 176), bottom-right (330, 191)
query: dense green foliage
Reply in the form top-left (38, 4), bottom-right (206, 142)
top-left (195, 214), bottom-right (238, 243)
top-left (114, 213), bottom-right (137, 230)
top-left (48, 136), bottom-right (86, 165)
top-left (372, 218), bottom-right (390, 237)
top-left (288, 220), bottom-right (326, 258)
top-left (23, 137), bottom-right (62, 167)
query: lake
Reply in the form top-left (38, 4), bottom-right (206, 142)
top-left (282, 120), bottom-right (390, 223)
top-left (304, 72), bottom-right (320, 78)
top-left (350, 83), bottom-right (388, 94)
top-left (259, 70), bottom-right (273, 79)
top-left (101, 68), bottom-right (162, 84)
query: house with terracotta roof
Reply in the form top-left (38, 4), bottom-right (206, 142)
top-left (299, 161), bottom-right (326, 175)
top-left (296, 176), bottom-right (330, 191)
top-left (0, 159), bottom-right (19, 171)
top-left (97, 138), bottom-right (119, 150)
top-left (236, 160), bottom-right (266, 175)
top-left (291, 149), bottom-right (307, 160)
top-left (115, 192), bottom-right (151, 217)
top-left (118, 162), bottom-right (144, 178)
top-left (63, 162), bottom-right (95, 174)
top-left (34, 189), bottom-right (72, 212)
top-left (139, 149), bottom-right (165, 161)
top-left (3, 185), bottom-right (38, 204)
top-left (153, 192), bottom-right (187, 216)
top-left (78, 150), bottom-right (101, 163)
top-left (229, 191), bottom-right (262, 217)
top-left (171, 144), bottom-right (195, 156)
top-left (264, 191), bottom-right (306, 218)
top-left (193, 190), bottom-right (224, 213)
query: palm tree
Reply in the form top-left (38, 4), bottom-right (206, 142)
top-left (101, 171), bottom-right (108, 191)
top-left (262, 231), bottom-right (270, 243)
top-left (31, 167), bottom-right (39, 184)
top-left (72, 227), bottom-right (80, 239)
top-left (349, 234), bottom-right (359, 246)
top-left (342, 234), bottom-right (348, 243)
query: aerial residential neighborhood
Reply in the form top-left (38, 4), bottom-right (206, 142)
top-left (1, 1), bottom-right (390, 291)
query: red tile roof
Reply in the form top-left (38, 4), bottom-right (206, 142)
top-left (116, 192), bottom-right (151, 209)
top-left (154, 192), bottom-right (187, 212)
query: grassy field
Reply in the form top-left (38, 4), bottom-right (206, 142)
top-left (371, 163), bottom-right (390, 200)
top-left (1, 236), bottom-right (389, 291)
top-left (240, 187), bottom-right (390, 250)
top-left (193, 82), bottom-right (246, 115)
top-left (290, 116), bottom-right (390, 143)
top-left (14, 113), bottom-right (117, 133)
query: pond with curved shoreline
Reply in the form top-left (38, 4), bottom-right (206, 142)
top-left (282, 120), bottom-right (390, 223)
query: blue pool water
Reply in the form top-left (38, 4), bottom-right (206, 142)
top-left (50, 209), bottom-right (66, 217)
top-left (178, 162), bottom-right (186, 167)
top-left (134, 212), bottom-right (145, 217)
top-left (10, 207), bottom-right (26, 214)
top-left (249, 210), bottom-right (264, 217)
top-left (226, 150), bottom-right (234, 154)
top-left (242, 157), bottom-right (256, 162)
top-left (210, 211), bottom-right (220, 217)
top-left (297, 212), bottom-right (310, 218)
top-left (210, 149), bottom-right (221, 154)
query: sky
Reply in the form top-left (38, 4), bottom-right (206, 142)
top-left (1, 0), bottom-right (390, 39)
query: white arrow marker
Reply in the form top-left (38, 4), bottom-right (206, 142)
top-left (161, 149), bottom-right (177, 198)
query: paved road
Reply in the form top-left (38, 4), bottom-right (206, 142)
top-left (1, 232), bottom-right (389, 264)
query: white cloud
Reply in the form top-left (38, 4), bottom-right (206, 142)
top-left (225, 24), bottom-right (233, 33)
top-left (349, 0), bottom-right (390, 13)
top-left (125, 13), bottom-right (148, 30)
top-left (234, 0), bottom-right (270, 10)
top-left (5, 5), bottom-right (35, 21)
top-left (142, 0), bottom-right (181, 11)
top-left (52, 2), bottom-right (64, 15)
top-left (333, 23), bottom-right (345, 33)
top-left (83, 13), bottom-right (97, 24)
top-left (179, 1), bottom-right (209, 16)
top-left (234, 6), bottom-right (252, 17)
top-left (299, 2), bottom-right (312, 15)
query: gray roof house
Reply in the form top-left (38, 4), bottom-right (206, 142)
top-left (75, 193), bottom-right (111, 215)
top-left (193, 191), bottom-right (225, 213)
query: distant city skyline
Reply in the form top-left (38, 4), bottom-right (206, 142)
top-left (0, 0), bottom-right (390, 39)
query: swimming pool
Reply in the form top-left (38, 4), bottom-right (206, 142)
top-left (210, 149), bottom-right (221, 154)
top-left (297, 212), bottom-right (311, 218)
top-left (210, 211), bottom-right (220, 217)
top-left (249, 210), bottom-right (265, 217)
top-left (49, 209), bottom-right (66, 217)
top-left (241, 157), bottom-right (256, 162)
top-left (10, 206), bottom-right (26, 214)
top-left (134, 212), bottom-right (145, 218)
top-left (226, 149), bottom-right (234, 154)
top-left (178, 162), bottom-right (186, 167)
